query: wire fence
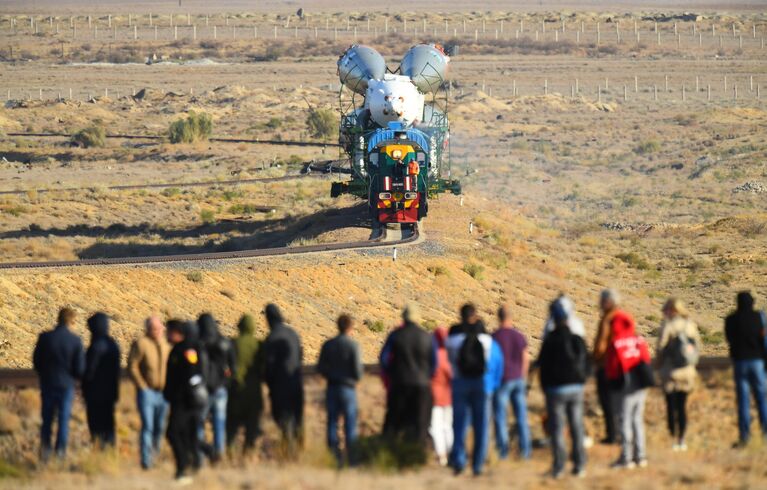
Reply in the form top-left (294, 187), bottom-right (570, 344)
top-left (1, 14), bottom-right (766, 52)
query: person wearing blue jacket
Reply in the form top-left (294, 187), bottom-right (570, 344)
top-left (32, 307), bottom-right (85, 461)
top-left (445, 304), bottom-right (504, 476)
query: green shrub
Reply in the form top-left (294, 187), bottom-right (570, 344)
top-left (616, 252), bottom-right (651, 270)
top-left (354, 435), bottom-right (428, 471)
top-left (265, 117), bottom-right (282, 129)
top-left (161, 187), bottom-right (181, 198)
top-left (169, 111), bottom-right (213, 144)
top-left (463, 262), bottom-right (485, 280)
top-left (634, 139), bottom-right (661, 155)
top-left (366, 319), bottom-right (386, 333)
top-left (199, 209), bottom-right (216, 223)
top-left (306, 108), bottom-right (337, 140)
top-left (186, 271), bottom-right (203, 283)
top-left (71, 124), bottom-right (106, 148)
top-left (427, 265), bottom-right (449, 277)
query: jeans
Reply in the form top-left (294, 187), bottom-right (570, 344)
top-left (199, 386), bottom-right (228, 456)
top-left (545, 387), bottom-right (586, 475)
top-left (665, 391), bottom-right (688, 441)
top-left (137, 388), bottom-right (169, 468)
top-left (326, 384), bottom-right (357, 462)
top-left (429, 405), bottom-right (453, 464)
top-left (618, 389), bottom-right (647, 463)
top-left (733, 359), bottom-right (767, 442)
top-left (450, 378), bottom-right (491, 475)
top-left (492, 379), bottom-right (531, 459)
top-left (40, 385), bottom-right (75, 458)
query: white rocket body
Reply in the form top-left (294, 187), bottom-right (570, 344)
top-left (365, 75), bottom-right (425, 128)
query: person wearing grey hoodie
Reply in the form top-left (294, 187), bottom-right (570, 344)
top-left (83, 312), bottom-right (121, 448)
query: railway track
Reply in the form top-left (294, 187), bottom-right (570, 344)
top-left (0, 222), bottom-right (419, 269)
top-left (0, 357), bottom-right (733, 388)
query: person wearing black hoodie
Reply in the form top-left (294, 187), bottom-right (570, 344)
top-left (83, 312), bottom-right (121, 447)
top-left (538, 299), bottom-right (589, 479)
top-left (725, 291), bottom-right (767, 447)
top-left (197, 313), bottom-right (236, 462)
top-left (164, 320), bottom-right (208, 483)
top-left (262, 304), bottom-right (304, 456)
top-left (32, 307), bottom-right (85, 461)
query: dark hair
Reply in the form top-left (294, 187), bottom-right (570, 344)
top-left (58, 307), bottom-right (76, 326)
top-left (166, 319), bottom-right (186, 335)
top-left (497, 305), bottom-right (510, 323)
top-left (460, 303), bottom-right (477, 323)
top-left (337, 314), bottom-right (353, 333)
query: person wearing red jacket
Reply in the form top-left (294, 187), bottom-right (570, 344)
top-left (603, 306), bottom-right (651, 470)
top-left (429, 327), bottom-right (453, 466)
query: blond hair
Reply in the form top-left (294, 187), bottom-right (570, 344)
top-left (662, 298), bottom-right (689, 319)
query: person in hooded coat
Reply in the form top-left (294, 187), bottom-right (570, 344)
top-left (262, 304), bottom-right (304, 456)
top-left (226, 314), bottom-right (264, 453)
top-left (197, 313), bottom-right (236, 461)
top-left (83, 312), bottom-right (121, 448)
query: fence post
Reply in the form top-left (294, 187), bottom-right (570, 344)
top-left (174, 25), bottom-right (177, 40)
top-left (193, 24), bottom-right (196, 40)
top-left (696, 75), bottom-right (699, 92)
top-left (575, 78), bottom-right (579, 94)
top-left (665, 75), bottom-right (669, 92)
top-left (134, 25), bottom-right (137, 40)
top-left (576, 31), bottom-right (580, 43)
top-left (724, 75), bottom-right (727, 92)
top-left (657, 30), bottom-right (661, 45)
top-left (634, 75), bottom-right (638, 93)
top-left (597, 22), bottom-right (600, 44)
top-left (623, 85), bottom-right (627, 101)
top-left (707, 84), bottom-right (711, 101)
top-left (544, 79), bottom-right (548, 95)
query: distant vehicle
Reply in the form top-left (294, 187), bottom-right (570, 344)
top-left (331, 44), bottom-right (461, 224)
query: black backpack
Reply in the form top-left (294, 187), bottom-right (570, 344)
top-left (458, 332), bottom-right (486, 378)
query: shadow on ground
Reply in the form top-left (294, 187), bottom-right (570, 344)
top-left (1, 203), bottom-right (372, 259)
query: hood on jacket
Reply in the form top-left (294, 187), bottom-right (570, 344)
top-left (434, 327), bottom-right (448, 348)
top-left (238, 314), bottom-right (256, 335)
top-left (737, 291), bottom-right (755, 312)
top-left (87, 312), bottom-right (110, 339)
top-left (611, 310), bottom-right (636, 339)
top-left (185, 320), bottom-right (200, 343)
top-left (265, 304), bottom-right (283, 330)
top-left (198, 313), bottom-right (220, 345)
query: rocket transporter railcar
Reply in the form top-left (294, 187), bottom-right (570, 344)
top-left (330, 44), bottom-right (461, 224)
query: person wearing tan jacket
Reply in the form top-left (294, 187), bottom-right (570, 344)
top-left (128, 316), bottom-right (171, 469)
top-left (656, 299), bottom-right (701, 451)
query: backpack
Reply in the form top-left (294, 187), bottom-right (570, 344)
top-left (664, 330), bottom-right (700, 369)
top-left (605, 335), bottom-right (651, 381)
top-left (458, 332), bottom-right (485, 378)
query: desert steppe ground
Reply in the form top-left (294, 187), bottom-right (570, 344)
top-left (1, 0), bottom-right (766, 488)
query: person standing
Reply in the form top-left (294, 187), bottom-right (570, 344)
top-left (603, 308), bottom-right (652, 469)
top-left (262, 304), bottom-right (304, 456)
top-left (538, 299), bottom-right (589, 479)
top-left (83, 312), bottom-right (121, 448)
top-left (198, 313), bottom-right (237, 462)
top-left (379, 304), bottom-right (436, 448)
top-left (592, 289), bottom-right (622, 444)
top-left (492, 305), bottom-right (531, 460)
top-left (656, 299), bottom-right (701, 451)
top-left (446, 303), bottom-right (504, 476)
top-left (318, 314), bottom-right (363, 465)
top-left (32, 307), bottom-right (85, 462)
top-left (725, 291), bottom-right (767, 447)
top-left (226, 314), bottom-right (264, 454)
top-left (128, 316), bottom-right (171, 469)
top-left (429, 327), bottom-right (453, 466)
top-left (164, 320), bottom-right (207, 483)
